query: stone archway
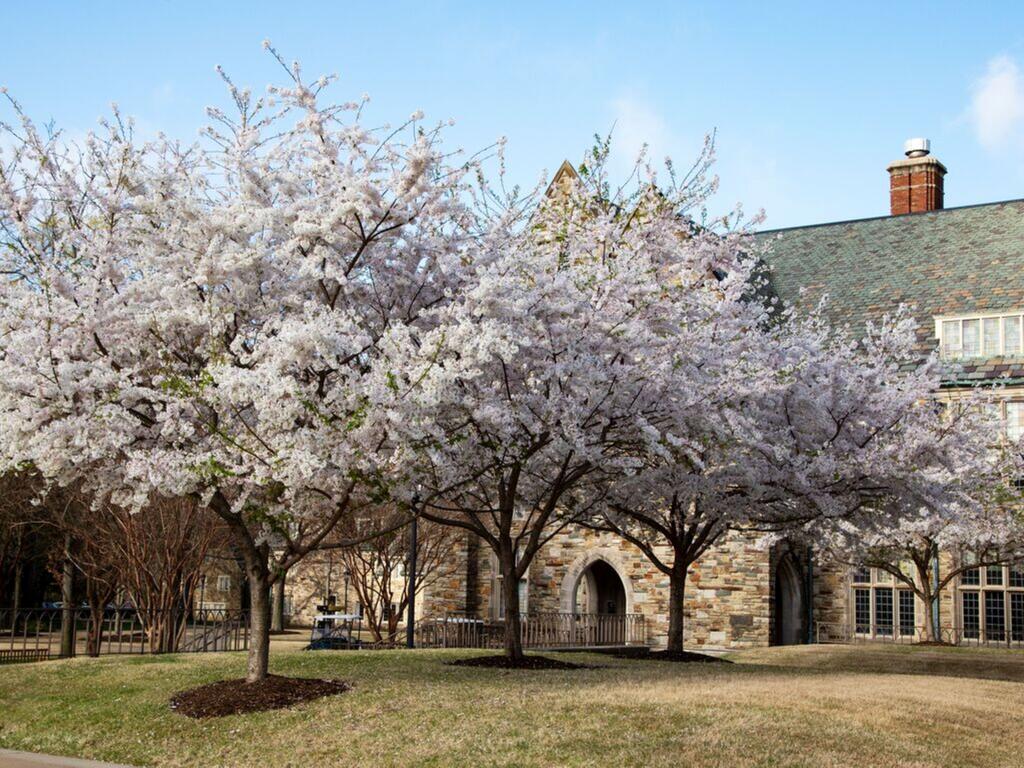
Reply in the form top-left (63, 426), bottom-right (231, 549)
top-left (773, 551), bottom-right (805, 645)
top-left (560, 549), bottom-right (635, 616)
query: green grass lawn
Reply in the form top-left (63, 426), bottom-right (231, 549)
top-left (1, 643), bottom-right (1023, 767)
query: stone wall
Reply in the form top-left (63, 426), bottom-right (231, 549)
top-left (239, 523), bottom-right (989, 646)
top-left (518, 527), bottom-right (773, 650)
top-left (194, 553), bottom-right (245, 613)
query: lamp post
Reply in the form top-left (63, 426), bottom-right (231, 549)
top-left (343, 568), bottom-right (350, 614)
top-left (406, 493), bottom-right (420, 649)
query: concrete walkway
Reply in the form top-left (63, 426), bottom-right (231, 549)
top-left (0, 750), bottom-right (136, 768)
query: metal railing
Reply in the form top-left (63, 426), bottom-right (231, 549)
top-left (417, 612), bottom-right (647, 650)
top-left (815, 620), bottom-right (1024, 648)
top-left (0, 607), bottom-right (249, 662)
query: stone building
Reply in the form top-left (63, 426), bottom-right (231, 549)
top-left (412, 139), bottom-right (1024, 650)
top-left (263, 139), bottom-right (1024, 651)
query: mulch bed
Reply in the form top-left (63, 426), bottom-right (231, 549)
top-left (170, 675), bottom-right (351, 718)
top-left (606, 647), bottom-right (730, 663)
top-left (448, 654), bottom-right (595, 670)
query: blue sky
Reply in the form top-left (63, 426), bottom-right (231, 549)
top-left (3, 1), bottom-right (1024, 229)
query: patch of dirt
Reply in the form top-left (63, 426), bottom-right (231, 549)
top-left (609, 647), bottom-right (730, 663)
top-left (170, 674), bottom-right (350, 718)
top-left (448, 654), bottom-right (595, 670)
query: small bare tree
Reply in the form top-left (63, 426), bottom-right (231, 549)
top-left (39, 489), bottom-right (220, 653)
top-left (0, 474), bottom-right (37, 619)
top-left (106, 497), bottom-right (221, 652)
top-left (338, 510), bottom-right (457, 643)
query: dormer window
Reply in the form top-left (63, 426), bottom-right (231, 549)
top-left (936, 312), bottom-right (1023, 359)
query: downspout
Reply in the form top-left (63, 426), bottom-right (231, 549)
top-left (805, 545), bottom-right (814, 644)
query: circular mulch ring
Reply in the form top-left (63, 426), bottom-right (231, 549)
top-left (170, 674), bottom-right (351, 718)
top-left (448, 654), bottom-right (595, 670)
top-left (608, 647), bottom-right (730, 663)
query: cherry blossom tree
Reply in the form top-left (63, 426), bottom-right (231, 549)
top-left (0, 46), bottom-right (481, 682)
top-left (589, 307), bottom-right (954, 651)
top-left (375, 140), bottom-right (767, 663)
top-left (808, 395), bottom-right (1024, 642)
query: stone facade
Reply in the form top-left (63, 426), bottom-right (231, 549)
top-left (196, 527), bottom-right (998, 649)
top-left (432, 527), bottom-right (779, 650)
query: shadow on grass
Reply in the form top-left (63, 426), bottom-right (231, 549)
top-left (725, 644), bottom-right (1024, 684)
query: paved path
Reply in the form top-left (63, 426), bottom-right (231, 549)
top-left (0, 750), bottom-right (136, 768)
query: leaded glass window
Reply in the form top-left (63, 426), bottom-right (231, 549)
top-left (874, 587), bottom-right (894, 637)
top-left (854, 588), bottom-right (871, 634)
top-left (962, 592), bottom-right (980, 639)
top-left (959, 564), bottom-right (1024, 643)
top-left (986, 591), bottom-right (1006, 641)
top-left (899, 589), bottom-right (916, 636)
top-left (1012, 594), bottom-right (1024, 642)
top-left (937, 312), bottom-right (1024, 358)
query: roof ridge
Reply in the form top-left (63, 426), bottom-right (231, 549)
top-left (755, 196), bottom-right (1024, 236)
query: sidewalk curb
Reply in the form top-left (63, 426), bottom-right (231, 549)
top-left (0, 749), bottom-right (138, 768)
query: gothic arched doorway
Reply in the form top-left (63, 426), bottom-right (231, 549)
top-left (773, 552), bottom-right (805, 645)
top-left (574, 559), bottom-right (627, 616)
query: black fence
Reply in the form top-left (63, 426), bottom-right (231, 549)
top-left (815, 620), bottom-right (1024, 648)
top-left (0, 607), bottom-right (249, 663)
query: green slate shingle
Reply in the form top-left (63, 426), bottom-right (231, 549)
top-left (753, 199), bottom-right (1024, 384)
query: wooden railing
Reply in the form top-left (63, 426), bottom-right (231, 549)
top-left (417, 612), bottom-right (647, 649)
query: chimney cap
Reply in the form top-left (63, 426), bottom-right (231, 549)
top-left (904, 138), bottom-right (931, 158)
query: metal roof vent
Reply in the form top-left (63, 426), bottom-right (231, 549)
top-left (904, 138), bottom-right (931, 158)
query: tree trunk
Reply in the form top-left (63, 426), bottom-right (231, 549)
top-left (914, 558), bottom-right (938, 643)
top-left (246, 567), bottom-right (271, 683)
top-left (501, 556), bottom-right (524, 662)
top-left (209, 493), bottom-right (272, 683)
top-left (666, 567), bottom-right (688, 653)
top-left (920, 592), bottom-right (937, 643)
top-left (86, 593), bottom-right (105, 657)
top-left (271, 571), bottom-right (286, 633)
top-left (10, 561), bottom-right (22, 630)
top-left (60, 536), bottom-right (76, 658)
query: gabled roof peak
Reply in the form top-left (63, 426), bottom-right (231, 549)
top-left (544, 160), bottom-right (581, 199)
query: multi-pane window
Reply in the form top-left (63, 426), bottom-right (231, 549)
top-left (899, 590), bottom-right (916, 636)
top-left (965, 401), bottom-right (1024, 443)
top-left (938, 312), bottom-right (1024, 359)
top-left (217, 575), bottom-right (231, 592)
top-left (1010, 566), bottom-right (1024, 588)
top-left (986, 592), bottom-right (1006, 641)
top-left (874, 587), bottom-right (894, 636)
top-left (1007, 402), bottom-right (1024, 442)
top-left (1012, 594), bottom-right (1024, 642)
top-left (962, 591), bottom-right (980, 639)
top-left (854, 588), bottom-right (871, 634)
top-left (850, 568), bottom-right (916, 639)
top-left (958, 564), bottom-right (1024, 643)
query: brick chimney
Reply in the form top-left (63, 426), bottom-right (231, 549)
top-left (887, 138), bottom-right (946, 215)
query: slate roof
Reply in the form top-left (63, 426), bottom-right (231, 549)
top-left (753, 199), bottom-right (1024, 387)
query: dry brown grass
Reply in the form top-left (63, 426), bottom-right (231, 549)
top-left (0, 643), bottom-right (1022, 767)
